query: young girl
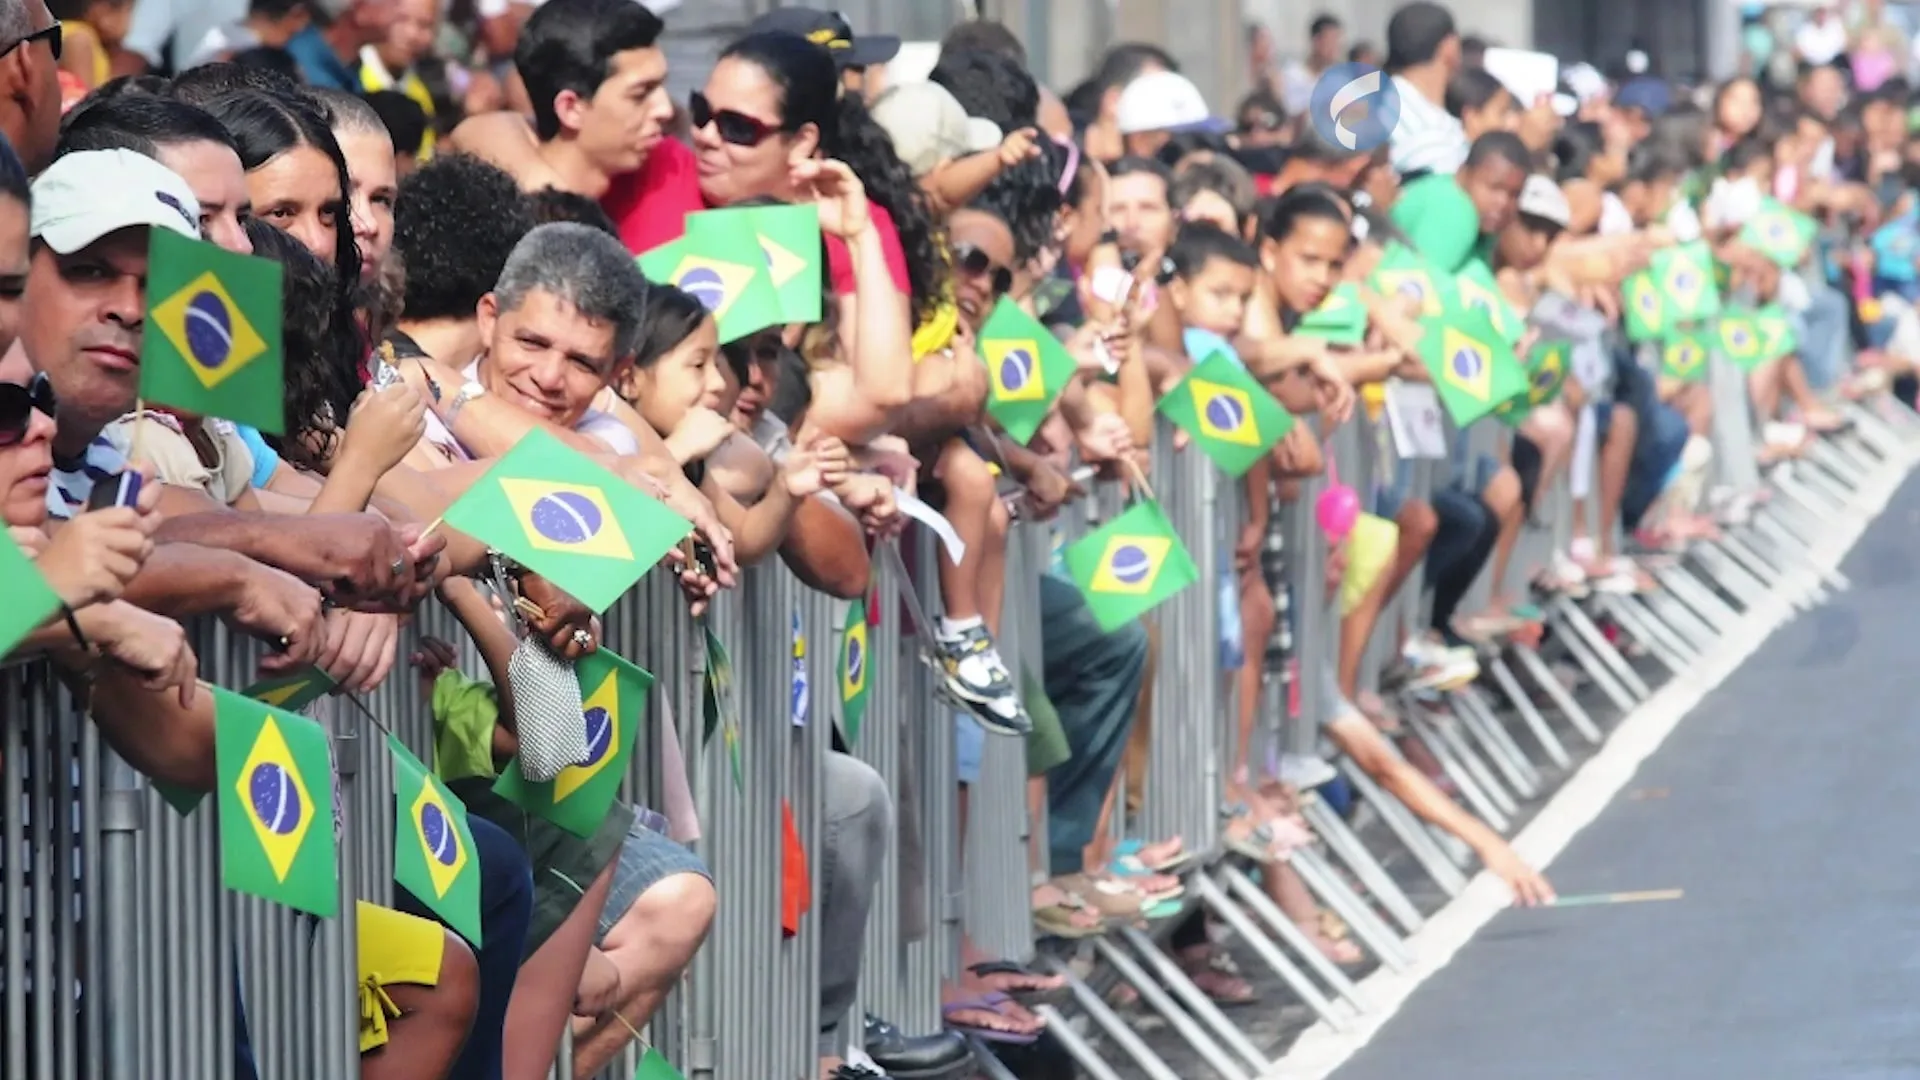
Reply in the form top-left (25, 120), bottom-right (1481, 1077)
top-left (50, 0), bottom-right (130, 93)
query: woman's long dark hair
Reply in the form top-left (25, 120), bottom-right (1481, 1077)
top-left (631, 283), bottom-right (712, 370)
top-left (242, 218), bottom-right (352, 470)
top-left (199, 89), bottom-right (364, 459)
top-left (721, 32), bottom-right (948, 324)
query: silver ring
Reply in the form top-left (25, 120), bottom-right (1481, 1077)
top-left (572, 629), bottom-right (593, 648)
top-left (389, 557), bottom-right (406, 576)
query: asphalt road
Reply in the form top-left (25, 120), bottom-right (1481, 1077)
top-left (1332, 476), bottom-right (1920, 1080)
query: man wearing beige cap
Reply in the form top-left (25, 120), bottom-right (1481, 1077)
top-left (871, 80), bottom-right (1037, 214)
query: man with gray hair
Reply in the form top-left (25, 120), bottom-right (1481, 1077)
top-left (418, 221), bottom-right (651, 458)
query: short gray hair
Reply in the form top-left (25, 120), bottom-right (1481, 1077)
top-left (493, 222), bottom-right (649, 359)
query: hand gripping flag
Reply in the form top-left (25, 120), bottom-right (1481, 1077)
top-left (1753, 304), bottom-right (1798, 362)
top-left (1715, 310), bottom-right (1767, 371)
top-left (839, 595), bottom-right (871, 745)
top-left (494, 649), bottom-right (654, 838)
top-left (1660, 327), bottom-right (1714, 382)
top-left (390, 735), bottom-right (482, 944)
top-left (1651, 243), bottom-right (1721, 323)
top-left (639, 211), bottom-right (783, 344)
top-left (1369, 244), bottom-right (1451, 319)
top-left (1295, 282), bottom-right (1367, 344)
top-left (0, 528), bottom-right (59, 662)
top-left (1415, 307), bottom-right (1528, 426)
top-left (1740, 197), bottom-right (1818, 267)
top-left (1621, 268), bottom-right (1667, 343)
top-left (1156, 351), bottom-right (1295, 477)
top-left (977, 296), bottom-right (1077, 444)
top-left (1063, 499), bottom-right (1200, 633)
top-left (213, 687), bottom-right (337, 915)
top-left (440, 428), bottom-right (692, 613)
top-left (140, 229), bottom-right (286, 434)
top-left (736, 204), bottom-right (824, 325)
top-left (1454, 261), bottom-right (1525, 344)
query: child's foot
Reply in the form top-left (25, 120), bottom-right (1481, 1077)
top-left (934, 622), bottom-right (1030, 736)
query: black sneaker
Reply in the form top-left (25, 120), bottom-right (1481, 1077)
top-left (863, 1014), bottom-right (972, 1078)
top-left (829, 1066), bottom-right (891, 1080)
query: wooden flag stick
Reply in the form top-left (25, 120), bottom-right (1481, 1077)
top-left (1545, 888), bottom-right (1684, 908)
top-left (128, 398), bottom-right (147, 465)
top-left (1122, 456), bottom-right (1154, 503)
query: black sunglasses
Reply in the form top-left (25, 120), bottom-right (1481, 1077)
top-left (0, 23), bottom-right (62, 62)
top-left (689, 91), bottom-right (779, 148)
top-left (955, 244), bottom-right (1013, 297)
top-left (0, 372), bottom-right (55, 448)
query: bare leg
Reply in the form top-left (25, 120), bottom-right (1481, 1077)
top-left (361, 932), bottom-right (480, 1080)
top-left (569, 873), bottom-right (717, 1079)
top-left (505, 861), bottom-right (614, 1080)
top-left (933, 439), bottom-right (991, 622)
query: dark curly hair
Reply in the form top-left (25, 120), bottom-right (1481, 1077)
top-left (720, 31), bottom-right (948, 325)
top-left (526, 186), bottom-right (621, 236)
top-left (244, 218), bottom-right (350, 469)
top-left (394, 153), bottom-right (536, 322)
top-left (929, 47), bottom-right (1038, 133)
top-left (975, 152), bottom-right (1062, 264)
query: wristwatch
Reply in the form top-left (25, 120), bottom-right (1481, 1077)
top-left (445, 380), bottom-right (486, 425)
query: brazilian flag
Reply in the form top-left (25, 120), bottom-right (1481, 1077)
top-left (212, 687), bottom-right (338, 916)
top-left (839, 595), bottom-right (871, 745)
top-left (1754, 304), bottom-right (1798, 362)
top-left (1621, 268), bottom-right (1667, 343)
top-left (1454, 260), bottom-right (1525, 344)
top-left (736, 203), bottom-right (824, 325)
top-left (439, 428), bottom-right (692, 613)
top-left (1715, 309), bottom-right (1768, 371)
top-left (1741, 197), bottom-right (1818, 267)
top-left (977, 296), bottom-right (1077, 444)
top-left (1368, 243), bottom-right (1452, 319)
top-left (494, 650), bottom-right (654, 838)
top-left (0, 528), bottom-right (58, 662)
top-left (1495, 339), bottom-right (1572, 427)
top-left (640, 211), bottom-right (784, 343)
top-left (139, 229), bottom-right (285, 434)
top-left (1063, 500), bottom-right (1199, 633)
top-left (390, 735), bottom-right (483, 944)
top-left (1650, 243), bottom-right (1721, 322)
top-left (1295, 282), bottom-right (1367, 344)
top-left (1156, 351), bottom-right (1294, 477)
top-left (1415, 307), bottom-right (1528, 426)
top-left (1660, 326), bottom-right (1715, 382)
top-left (155, 666), bottom-right (340, 817)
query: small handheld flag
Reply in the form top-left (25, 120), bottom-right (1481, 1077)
top-left (1415, 307), bottom-right (1528, 426)
top-left (1063, 500), bottom-right (1200, 633)
top-left (140, 229), bottom-right (286, 434)
top-left (439, 428), bottom-right (692, 613)
top-left (639, 211), bottom-right (784, 343)
top-left (701, 626), bottom-right (743, 792)
top-left (1621, 269), bottom-right (1666, 343)
top-left (1660, 327), bottom-right (1714, 382)
top-left (1754, 304), bottom-right (1798, 362)
top-left (244, 667), bottom-right (337, 712)
top-left (213, 687), bottom-right (338, 916)
top-left (1715, 310), bottom-right (1767, 371)
top-left (839, 596), bottom-right (871, 745)
top-left (494, 649), bottom-right (654, 838)
top-left (1156, 351), bottom-right (1295, 477)
top-left (1494, 338), bottom-right (1572, 427)
top-left (734, 204), bottom-right (824, 325)
top-left (977, 296), bottom-right (1077, 444)
top-left (0, 529), bottom-right (60, 661)
top-left (391, 735), bottom-right (483, 944)
top-left (1369, 244), bottom-right (1451, 319)
top-left (1740, 197), bottom-right (1817, 267)
top-left (1650, 243), bottom-right (1721, 322)
top-left (1454, 262), bottom-right (1524, 344)
top-left (1295, 283), bottom-right (1367, 344)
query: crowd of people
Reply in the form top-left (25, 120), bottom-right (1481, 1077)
top-left (0, 0), bottom-right (1911, 1077)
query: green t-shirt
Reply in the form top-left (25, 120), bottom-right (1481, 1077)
top-left (1390, 174), bottom-right (1481, 273)
top-left (431, 668), bottom-right (503, 783)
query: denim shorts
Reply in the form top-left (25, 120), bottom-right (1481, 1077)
top-left (596, 816), bottom-right (712, 944)
top-left (955, 713), bottom-right (985, 785)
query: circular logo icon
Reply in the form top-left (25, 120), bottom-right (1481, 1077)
top-left (1533, 367), bottom-right (1557, 390)
top-left (1203, 392), bottom-right (1246, 432)
top-left (529, 490), bottom-right (604, 545)
top-left (679, 266), bottom-right (726, 311)
top-left (1108, 543), bottom-right (1152, 585)
top-left (185, 291), bottom-right (235, 368)
top-left (846, 637), bottom-right (864, 683)
top-left (998, 348), bottom-right (1034, 392)
top-left (581, 705), bottom-right (613, 765)
top-left (1308, 63), bottom-right (1401, 152)
top-left (1450, 348), bottom-right (1484, 381)
top-left (1672, 269), bottom-right (1694, 292)
top-left (248, 762), bottom-right (303, 835)
top-left (419, 802), bottom-right (459, 865)
top-left (1396, 279), bottom-right (1426, 303)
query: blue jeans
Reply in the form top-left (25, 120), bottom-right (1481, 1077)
top-left (1426, 487), bottom-right (1497, 641)
top-left (1595, 360), bottom-right (1691, 533)
top-left (1794, 283), bottom-right (1850, 392)
top-left (1040, 573), bottom-right (1149, 874)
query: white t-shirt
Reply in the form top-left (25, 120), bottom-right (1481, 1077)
top-left (1797, 16), bottom-right (1849, 65)
top-left (419, 358), bottom-right (641, 460)
top-left (1388, 75), bottom-right (1469, 177)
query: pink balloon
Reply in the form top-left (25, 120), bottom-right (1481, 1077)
top-left (1317, 484), bottom-right (1360, 542)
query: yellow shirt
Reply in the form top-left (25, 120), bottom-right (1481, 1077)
top-left (357, 50), bottom-right (437, 161)
top-left (62, 21), bottom-right (109, 87)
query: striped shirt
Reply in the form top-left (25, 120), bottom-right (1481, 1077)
top-left (1388, 75), bottom-right (1468, 178)
top-left (47, 429), bottom-right (130, 520)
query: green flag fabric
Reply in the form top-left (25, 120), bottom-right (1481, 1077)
top-left (701, 625), bottom-right (743, 792)
top-left (1659, 327), bottom-right (1714, 382)
top-left (140, 228), bottom-right (286, 434)
top-left (0, 529), bottom-right (59, 661)
top-left (243, 667), bottom-right (337, 712)
top-left (1369, 244), bottom-right (1452, 319)
top-left (1740, 197), bottom-right (1818, 267)
top-left (440, 428), bottom-right (691, 613)
top-left (1650, 243), bottom-right (1721, 322)
top-left (634, 1047), bottom-right (685, 1079)
top-left (213, 687), bottom-right (338, 916)
top-left (639, 211), bottom-right (783, 343)
top-left (1388, 175), bottom-right (1480, 272)
top-left (1621, 268), bottom-right (1667, 343)
top-left (839, 596), bottom-right (871, 745)
top-left (1415, 307), bottom-right (1528, 426)
top-left (1455, 261), bottom-right (1525, 344)
top-left (977, 296), bottom-right (1077, 444)
top-left (1754, 304), bottom-right (1798, 362)
top-left (1063, 500), bottom-right (1200, 633)
top-left (494, 649), bottom-right (653, 838)
top-left (1156, 351), bottom-right (1295, 477)
top-left (390, 735), bottom-right (483, 944)
top-left (1715, 309), bottom-right (1768, 370)
top-left (1295, 283), bottom-right (1367, 344)
top-left (736, 204), bottom-right (824, 325)
top-left (1495, 338), bottom-right (1573, 426)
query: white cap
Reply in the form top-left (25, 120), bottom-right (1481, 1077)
top-left (1115, 70), bottom-right (1228, 136)
top-left (871, 81), bottom-right (1002, 177)
top-left (32, 149), bottom-right (201, 254)
top-left (1517, 174), bottom-right (1570, 229)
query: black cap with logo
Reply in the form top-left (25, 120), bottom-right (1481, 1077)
top-left (746, 8), bottom-right (902, 69)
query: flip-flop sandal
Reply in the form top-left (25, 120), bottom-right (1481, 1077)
top-left (1179, 949), bottom-right (1258, 1006)
top-left (1116, 836), bottom-right (1193, 872)
top-left (1053, 874), bottom-right (1145, 919)
top-left (968, 960), bottom-right (1071, 1006)
top-left (942, 992), bottom-right (1041, 1044)
top-left (1032, 898), bottom-right (1104, 940)
top-left (1109, 857), bottom-right (1184, 894)
top-left (1220, 809), bottom-right (1275, 863)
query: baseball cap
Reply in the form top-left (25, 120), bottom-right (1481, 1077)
top-left (1116, 70), bottom-right (1230, 136)
top-left (1613, 75), bottom-right (1671, 117)
top-left (747, 8), bottom-right (901, 69)
top-left (871, 82), bottom-right (1003, 176)
top-left (1517, 174), bottom-right (1571, 229)
top-left (31, 149), bottom-right (201, 254)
